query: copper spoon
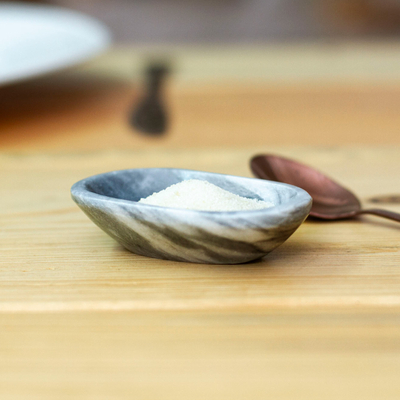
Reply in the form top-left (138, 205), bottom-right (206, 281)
top-left (250, 154), bottom-right (400, 222)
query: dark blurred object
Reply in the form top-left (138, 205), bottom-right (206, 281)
top-left (130, 62), bottom-right (169, 136)
top-left (324, 0), bottom-right (400, 34)
top-left (368, 195), bottom-right (400, 204)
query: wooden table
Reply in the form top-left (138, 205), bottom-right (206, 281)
top-left (1, 44), bottom-right (400, 400)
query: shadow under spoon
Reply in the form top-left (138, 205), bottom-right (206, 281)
top-left (250, 154), bottom-right (400, 223)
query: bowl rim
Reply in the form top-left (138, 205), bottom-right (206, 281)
top-left (71, 167), bottom-right (312, 216)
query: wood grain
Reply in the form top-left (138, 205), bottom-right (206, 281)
top-left (1, 309), bottom-right (400, 400)
top-left (1, 147), bottom-right (400, 399)
top-left (2, 45), bottom-right (400, 152)
top-left (1, 45), bottom-right (400, 399)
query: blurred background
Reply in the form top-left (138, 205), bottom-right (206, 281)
top-left (3, 4), bottom-right (400, 400)
top-left (24, 0), bottom-right (400, 43)
top-left (1, 0), bottom-right (400, 151)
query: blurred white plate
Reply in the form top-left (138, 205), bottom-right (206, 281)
top-left (0, 2), bottom-right (111, 85)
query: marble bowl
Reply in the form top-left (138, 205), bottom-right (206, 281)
top-left (71, 168), bottom-right (312, 264)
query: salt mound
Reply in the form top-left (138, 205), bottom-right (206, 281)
top-left (138, 179), bottom-right (273, 211)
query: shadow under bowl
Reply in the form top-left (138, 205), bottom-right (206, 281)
top-left (71, 168), bottom-right (312, 264)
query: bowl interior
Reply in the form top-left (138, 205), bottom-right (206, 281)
top-left (80, 168), bottom-right (306, 210)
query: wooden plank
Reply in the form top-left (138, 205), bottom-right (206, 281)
top-left (2, 46), bottom-right (400, 152)
top-left (1, 146), bottom-right (400, 399)
top-left (1, 44), bottom-right (400, 398)
top-left (1, 309), bottom-right (400, 400)
top-left (1, 147), bottom-right (399, 311)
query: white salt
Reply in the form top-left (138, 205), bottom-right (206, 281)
top-left (138, 179), bottom-right (273, 211)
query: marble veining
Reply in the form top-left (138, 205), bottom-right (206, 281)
top-left (71, 168), bottom-right (312, 264)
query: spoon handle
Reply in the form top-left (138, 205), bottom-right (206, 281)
top-left (359, 208), bottom-right (400, 223)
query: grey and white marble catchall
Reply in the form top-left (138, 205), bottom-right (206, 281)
top-left (71, 168), bottom-right (312, 264)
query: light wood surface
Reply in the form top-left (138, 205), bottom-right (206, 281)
top-left (2, 147), bottom-right (400, 400)
top-left (2, 44), bottom-right (400, 152)
top-left (1, 44), bottom-right (400, 399)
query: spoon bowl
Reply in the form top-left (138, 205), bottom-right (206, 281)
top-left (251, 154), bottom-right (400, 223)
